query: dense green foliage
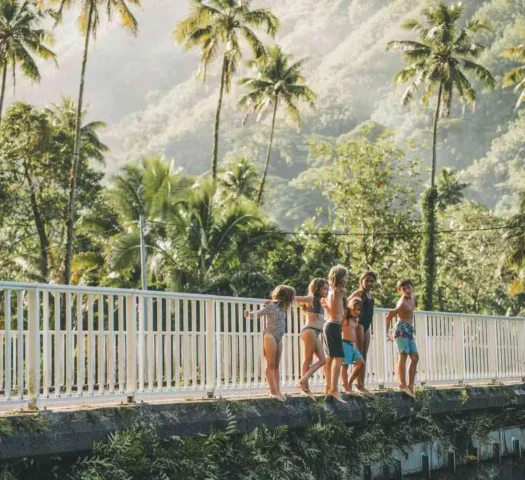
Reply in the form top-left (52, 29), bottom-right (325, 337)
top-left (3, 393), bottom-right (525, 479)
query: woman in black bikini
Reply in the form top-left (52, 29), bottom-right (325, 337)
top-left (350, 271), bottom-right (377, 394)
top-left (295, 278), bottom-right (329, 397)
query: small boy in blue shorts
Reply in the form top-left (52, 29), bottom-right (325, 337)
top-left (341, 297), bottom-right (366, 395)
top-left (386, 279), bottom-right (418, 398)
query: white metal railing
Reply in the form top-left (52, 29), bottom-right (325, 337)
top-left (0, 281), bottom-right (524, 409)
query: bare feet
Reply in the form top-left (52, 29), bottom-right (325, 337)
top-left (356, 387), bottom-right (372, 397)
top-left (399, 385), bottom-right (415, 398)
top-left (326, 391), bottom-right (347, 404)
top-left (269, 392), bottom-right (286, 402)
top-left (344, 389), bottom-right (354, 395)
top-left (299, 378), bottom-right (311, 394)
top-left (408, 385), bottom-right (415, 396)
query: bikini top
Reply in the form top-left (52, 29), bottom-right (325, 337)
top-left (305, 295), bottom-right (324, 314)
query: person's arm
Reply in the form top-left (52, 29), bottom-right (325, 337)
top-left (385, 298), bottom-right (403, 340)
top-left (244, 303), bottom-right (271, 319)
top-left (294, 296), bottom-right (314, 307)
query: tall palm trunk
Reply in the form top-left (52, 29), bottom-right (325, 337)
top-left (211, 56), bottom-right (227, 180)
top-left (0, 63), bottom-right (7, 123)
top-left (421, 81), bottom-right (443, 310)
top-left (257, 97), bottom-right (278, 205)
top-left (64, 2), bottom-right (93, 285)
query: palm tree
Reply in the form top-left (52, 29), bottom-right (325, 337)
top-left (54, 0), bottom-right (141, 285)
top-left (387, 1), bottom-right (495, 309)
top-left (502, 45), bottom-right (525, 108)
top-left (218, 157), bottom-right (259, 200)
top-left (239, 45), bottom-right (315, 204)
top-left (436, 167), bottom-right (468, 211)
top-left (504, 191), bottom-right (525, 269)
top-left (0, 0), bottom-right (56, 122)
top-left (174, 0), bottom-right (280, 181)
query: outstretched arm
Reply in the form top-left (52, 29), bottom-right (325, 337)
top-left (244, 304), bottom-right (270, 319)
top-left (295, 296), bottom-right (314, 306)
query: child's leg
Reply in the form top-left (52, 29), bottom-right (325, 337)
top-left (301, 329), bottom-right (315, 377)
top-left (328, 357), bottom-right (345, 402)
top-left (273, 339), bottom-right (284, 397)
top-left (408, 353), bottom-right (419, 391)
top-left (397, 353), bottom-right (408, 388)
top-left (301, 335), bottom-right (326, 383)
top-left (349, 359), bottom-right (365, 389)
top-left (263, 334), bottom-right (279, 396)
top-left (324, 356), bottom-right (332, 394)
top-left (341, 364), bottom-right (349, 392)
top-left (357, 329), bottom-right (371, 390)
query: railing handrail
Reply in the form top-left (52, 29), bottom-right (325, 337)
top-left (1, 281), bottom-right (524, 321)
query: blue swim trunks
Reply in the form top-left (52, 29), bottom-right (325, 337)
top-left (394, 321), bottom-right (418, 354)
top-left (342, 340), bottom-right (364, 366)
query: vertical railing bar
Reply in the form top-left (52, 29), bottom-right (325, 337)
top-left (174, 299), bottom-right (181, 389)
top-left (107, 295), bottom-right (115, 394)
top-left (118, 296), bottom-right (125, 393)
top-left (147, 297), bottom-right (154, 391)
top-left (238, 303), bottom-right (245, 387)
top-left (165, 298), bottom-right (172, 391)
top-left (183, 300), bottom-right (190, 390)
top-left (156, 298), bottom-right (163, 390)
top-left (199, 300), bottom-right (205, 390)
top-left (191, 300), bottom-right (198, 389)
top-left (125, 294), bottom-right (137, 398)
top-left (87, 294), bottom-right (94, 395)
top-left (223, 301), bottom-right (230, 389)
top-left (42, 291), bottom-right (50, 398)
top-left (54, 293), bottom-right (61, 397)
top-left (98, 294), bottom-right (106, 394)
top-left (231, 302), bottom-right (237, 388)
top-left (138, 296), bottom-right (145, 393)
top-left (77, 293), bottom-right (85, 396)
top-left (17, 290), bottom-right (24, 400)
top-left (5, 291), bottom-right (12, 400)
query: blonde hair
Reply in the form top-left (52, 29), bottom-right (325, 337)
top-left (328, 265), bottom-right (348, 289)
top-left (271, 285), bottom-right (296, 309)
top-left (307, 278), bottom-right (328, 297)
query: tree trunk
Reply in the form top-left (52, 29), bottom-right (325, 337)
top-left (25, 168), bottom-right (49, 281)
top-left (421, 81), bottom-right (443, 310)
top-left (0, 63), bottom-right (7, 124)
top-left (257, 97), bottom-right (278, 205)
top-left (64, 3), bottom-right (94, 285)
top-left (211, 56), bottom-right (228, 181)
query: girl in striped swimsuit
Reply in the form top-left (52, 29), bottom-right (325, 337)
top-left (245, 285), bottom-right (296, 402)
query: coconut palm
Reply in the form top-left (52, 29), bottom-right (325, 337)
top-left (502, 45), bottom-right (525, 108)
top-left (436, 167), bottom-right (468, 211)
top-left (174, 0), bottom-right (280, 181)
top-left (387, 1), bottom-right (495, 309)
top-left (218, 157), bottom-right (259, 200)
top-left (0, 0), bottom-right (56, 122)
top-left (239, 45), bottom-right (315, 204)
top-left (504, 191), bottom-right (525, 269)
top-left (53, 0), bottom-right (141, 285)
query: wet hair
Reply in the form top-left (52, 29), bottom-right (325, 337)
top-left (346, 297), bottom-right (362, 319)
top-left (359, 270), bottom-right (377, 289)
top-left (271, 285), bottom-right (296, 309)
top-left (328, 265), bottom-right (348, 289)
top-left (396, 278), bottom-right (413, 291)
top-left (307, 278), bottom-right (329, 297)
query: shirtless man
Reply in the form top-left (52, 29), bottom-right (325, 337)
top-left (341, 298), bottom-right (366, 395)
top-left (323, 265), bottom-right (348, 403)
top-left (386, 279), bottom-right (418, 398)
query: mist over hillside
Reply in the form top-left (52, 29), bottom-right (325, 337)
top-left (7, 0), bottom-right (525, 227)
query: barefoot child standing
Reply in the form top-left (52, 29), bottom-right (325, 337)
top-left (245, 285), bottom-right (296, 402)
top-left (341, 297), bottom-right (366, 395)
top-left (296, 278), bottom-right (329, 397)
top-left (323, 265), bottom-right (348, 403)
top-left (386, 279), bottom-right (419, 398)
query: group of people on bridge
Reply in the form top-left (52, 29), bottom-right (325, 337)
top-left (245, 266), bottom-right (419, 403)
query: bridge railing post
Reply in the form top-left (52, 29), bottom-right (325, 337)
top-left (206, 300), bottom-right (216, 397)
top-left (453, 316), bottom-right (465, 383)
top-left (488, 317), bottom-right (498, 382)
top-left (27, 287), bottom-right (41, 410)
top-left (126, 294), bottom-right (137, 402)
